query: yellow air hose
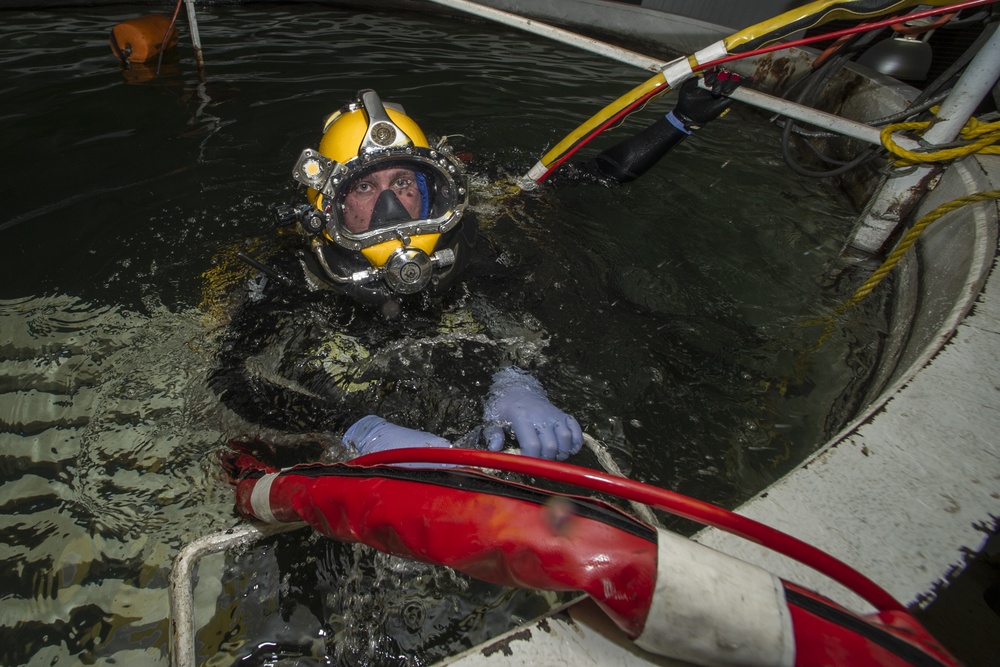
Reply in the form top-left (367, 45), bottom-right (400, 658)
top-left (524, 0), bottom-right (970, 184)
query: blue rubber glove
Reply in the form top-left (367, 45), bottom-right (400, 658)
top-left (482, 367), bottom-right (583, 461)
top-left (344, 415), bottom-right (452, 459)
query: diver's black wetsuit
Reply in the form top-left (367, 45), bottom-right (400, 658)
top-left (210, 75), bottom-right (738, 451)
top-left (209, 211), bottom-right (564, 447)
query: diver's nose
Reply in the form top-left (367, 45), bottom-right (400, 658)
top-left (370, 189), bottom-right (414, 229)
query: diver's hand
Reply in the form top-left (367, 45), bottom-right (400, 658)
top-left (483, 367), bottom-right (583, 461)
top-left (671, 68), bottom-right (745, 131)
top-left (344, 415), bottom-right (452, 456)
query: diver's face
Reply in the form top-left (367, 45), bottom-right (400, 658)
top-left (342, 167), bottom-right (422, 233)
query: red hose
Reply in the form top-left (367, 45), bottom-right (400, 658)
top-left (537, 0), bottom-right (998, 180)
top-left (349, 447), bottom-right (905, 612)
top-left (156, 0), bottom-right (185, 76)
top-left (702, 0), bottom-right (996, 69)
top-left (540, 92), bottom-right (659, 180)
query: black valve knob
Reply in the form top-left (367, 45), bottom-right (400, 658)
top-left (274, 204), bottom-right (300, 227)
top-left (301, 210), bottom-right (325, 235)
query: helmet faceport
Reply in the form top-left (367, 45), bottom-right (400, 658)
top-left (291, 89), bottom-right (468, 254)
top-left (290, 89), bottom-right (471, 302)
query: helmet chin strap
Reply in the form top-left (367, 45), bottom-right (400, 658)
top-left (370, 189), bottom-right (415, 230)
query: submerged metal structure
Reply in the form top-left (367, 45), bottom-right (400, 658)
top-left (162, 0), bottom-right (999, 664)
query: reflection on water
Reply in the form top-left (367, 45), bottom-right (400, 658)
top-left (0, 294), bottom-right (230, 665)
top-left (0, 4), bottom-right (887, 666)
top-left (203, 535), bottom-right (563, 666)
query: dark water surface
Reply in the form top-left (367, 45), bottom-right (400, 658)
top-left (0, 4), bottom-right (887, 665)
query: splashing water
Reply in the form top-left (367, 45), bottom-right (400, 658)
top-left (0, 5), bottom-right (887, 665)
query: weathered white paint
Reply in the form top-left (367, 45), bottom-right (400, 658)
top-left (695, 154), bottom-right (1000, 613)
top-left (445, 2), bottom-right (1000, 665)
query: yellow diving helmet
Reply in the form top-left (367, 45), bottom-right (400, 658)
top-left (290, 90), bottom-right (470, 299)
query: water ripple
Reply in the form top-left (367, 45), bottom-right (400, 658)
top-left (0, 5), bottom-right (880, 666)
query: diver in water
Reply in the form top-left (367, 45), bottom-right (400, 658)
top-left (212, 72), bottom-right (742, 464)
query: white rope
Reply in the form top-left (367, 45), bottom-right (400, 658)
top-left (583, 434), bottom-right (662, 528)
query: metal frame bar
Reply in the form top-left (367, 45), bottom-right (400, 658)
top-left (426, 0), bottom-right (911, 148)
top-left (713, 83), bottom-right (902, 147)
top-left (183, 0), bottom-right (205, 71)
top-left (425, 0), bottom-right (665, 71)
top-left (169, 521), bottom-right (306, 667)
top-left (167, 4), bottom-right (998, 665)
top-left (848, 26), bottom-right (1000, 254)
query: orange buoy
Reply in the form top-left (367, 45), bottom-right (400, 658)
top-left (110, 16), bottom-right (179, 64)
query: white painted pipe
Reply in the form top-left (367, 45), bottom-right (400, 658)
top-left (184, 0), bottom-right (205, 71)
top-left (922, 23), bottom-right (1000, 144)
top-left (426, 0), bottom-right (918, 150)
top-left (709, 82), bottom-right (920, 148)
top-left (424, 0), bottom-right (665, 71)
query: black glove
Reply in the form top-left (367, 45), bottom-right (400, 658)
top-left (670, 68), bottom-right (745, 132)
top-left (591, 68), bottom-right (746, 184)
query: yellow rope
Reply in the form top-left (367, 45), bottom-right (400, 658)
top-left (800, 108), bottom-right (1000, 347)
top-left (802, 190), bottom-right (1000, 341)
top-left (881, 113), bottom-right (1000, 166)
top-left (840, 190), bottom-right (999, 309)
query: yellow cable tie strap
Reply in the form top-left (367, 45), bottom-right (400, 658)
top-left (693, 40), bottom-right (729, 67)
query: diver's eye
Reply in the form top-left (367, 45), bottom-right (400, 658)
top-left (353, 182), bottom-right (375, 194)
top-left (392, 177), bottom-right (414, 190)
